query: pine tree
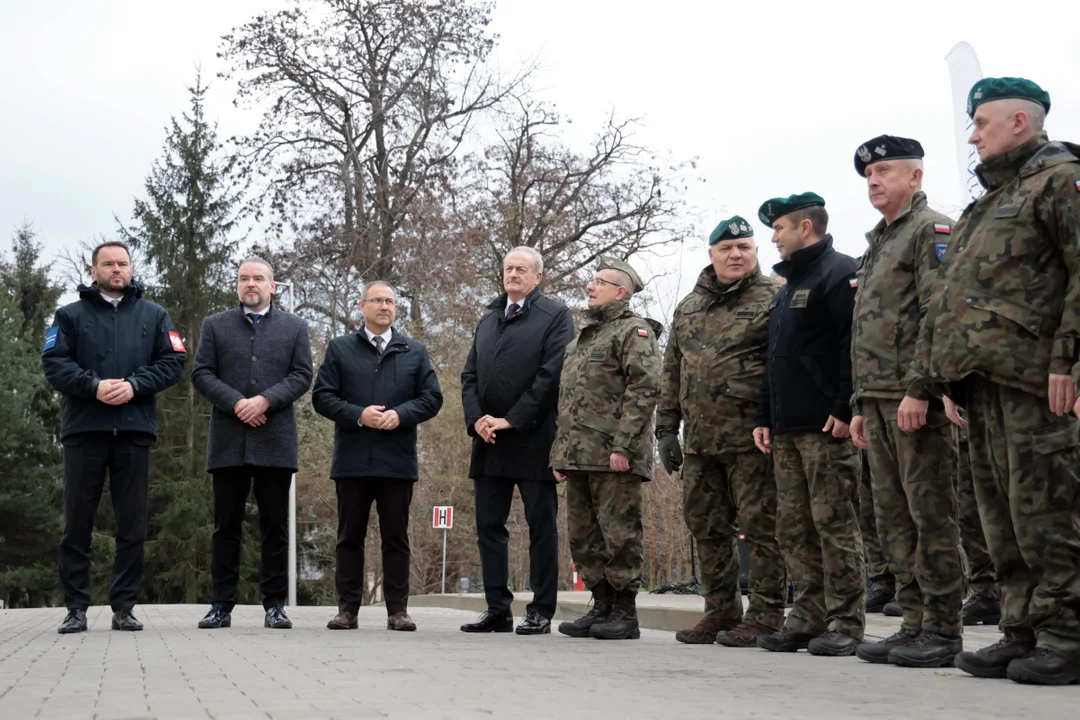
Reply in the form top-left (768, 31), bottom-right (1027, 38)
top-left (118, 74), bottom-right (248, 603)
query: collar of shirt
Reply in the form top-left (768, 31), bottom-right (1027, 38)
top-left (246, 305), bottom-right (272, 318)
top-left (364, 326), bottom-right (393, 346)
top-left (99, 292), bottom-right (121, 307)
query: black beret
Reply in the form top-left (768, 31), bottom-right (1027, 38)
top-left (854, 135), bottom-right (925, 177)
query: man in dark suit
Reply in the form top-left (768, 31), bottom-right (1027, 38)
top-left (313, 281), bottom-right (443, 632)
top-left (459, 247), bottom-right (575, 635)
top-left (43, 240), bottom-right (186, 634)
top-left (191, 257), bottom-right (313, 630)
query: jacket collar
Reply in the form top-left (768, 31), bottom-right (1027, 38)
top-left (583, 298), bottom-right (632, 327)
top-left (973, 133), bottom-right (1069, 191)
top-left (78, 279), bottom-right (144, 306)
top-left (693, 263), bottom-right (763, 300)
top-left (866, 191), bottom-right (927, 243)
top-left (773, 235), bottom-right (834, 282)
top-left (487, 285), bottom-right (542, 314)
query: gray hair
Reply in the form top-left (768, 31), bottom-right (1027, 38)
top-left (361, 280), bottom-right (396, 301)
top-left (996, 98), bottom-right (1046, 133)
top-left (239, 256), bottom-right (274, 281)
top-left (503, 246), bottom-right (544, 274)
top-left (905, 158), bottom-right (925, 190)
top-left (609, 269), bottom-right (634, 298)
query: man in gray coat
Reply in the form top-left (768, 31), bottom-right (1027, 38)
top-left (192, 257), bottom-right (313, 630)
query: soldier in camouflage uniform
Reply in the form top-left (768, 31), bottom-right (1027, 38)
top-left (752, 192), bottom-right (866, 657)
top-left (858, 450), bottom-right (895, 613)
top-left (551, 257), bottom-right (661, 641)
top-left (655, 216), bottom-right (786, 647)
top-left (930, 78), bottom-right (1080, 685)
top-left (847, 135), bottom-right (964, 668)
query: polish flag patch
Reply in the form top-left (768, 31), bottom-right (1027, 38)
top-left (1075, 180), bottom-right (1080, 192)
top-left (934, 223), bottom-right (951, 234)
top-left (637, 328), bottom-right (649, 338)
top-left (168, 331), bottom-right (187, 352)
top-left (849, 278), bottom-right (858, 288)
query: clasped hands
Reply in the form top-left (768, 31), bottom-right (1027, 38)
top-left (96, 379), bottom-right (134, 406)
top-left (473, 415), bottom-right (512, 443)
top-left (234, 396), bottom-right (270, 427)
top-left (361, 405), bottom-right (401, 430)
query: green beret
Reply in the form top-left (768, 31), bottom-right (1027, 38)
top-left (597, 256), bottom-right (644, 293)
top-left (709, 215), bottom-right (755, 245)
top-left (967, 77), bottom-right (1050, 118)
top-left (757, 192), bottom-right (826, 228)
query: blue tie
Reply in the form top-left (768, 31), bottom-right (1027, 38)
top-left (248, 313), bottom-right (261, 329)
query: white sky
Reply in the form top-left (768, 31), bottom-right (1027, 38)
top-left (2, 0), bottom-right (1079, 316)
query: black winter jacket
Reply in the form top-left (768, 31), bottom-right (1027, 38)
top-left (42, 281), bottom-right (186, 442)
top-left (756, 237), bottom-right (858, 435)
top-left (461, 288), bottom-right (575, 482)
top-left (312, 327), bottom-right (443, 481)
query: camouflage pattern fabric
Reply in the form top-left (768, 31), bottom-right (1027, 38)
top-left (772, 432), bottom-right (866, 639)
top-left (858, 450), bottom-right (894, 592)
top-left (565, 471), bottom-right (644, 592)
top-left (862, 398), bottom-right (963, 637)
top-left (851, 191), bottom-right (953, 408)
top-left (954, 425), bottom-right (997, 599)
top-left (963, 376), bottom-right (1080, 663)
top-left (550, 299), bottom-right (661, 479)
top-left (681, 452), bottom-right (785, 630)
top-left (656, 265), bottom-right (778, 453)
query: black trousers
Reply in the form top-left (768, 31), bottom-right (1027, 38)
top-left (335, 478), bottom-right (414, 615)
top-left (60, 433), bottom-right (152, 612)
top-left (211, 466), bottom-right (292, 611)
top-left (474, 476), bottom-right (559, 619)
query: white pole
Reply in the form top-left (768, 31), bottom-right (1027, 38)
top-left (441, 529), bottom-right (448, 594)
top-left (279, 281), bottom-right (298, 609)
top-left (945, 42), bottom-right (985, 206)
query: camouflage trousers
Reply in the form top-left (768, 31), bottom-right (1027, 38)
top-left (863, 398), bottom-right (963, 637)
top-left (681, 452), bottom-right (786, 630)
top-left (962, 376), bottom-right (1080, 663)
top-left (565, 471), bottom-right (644, 592)
top-left (858, 449), bottom-right (894, 593)
top-left (773, 433), bottom-right (865, 639)
top-left (954, 426), bottom-right (998, 599)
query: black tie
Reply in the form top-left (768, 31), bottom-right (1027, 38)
top-left (506, 302), bottom-right (520, 319)
top-left (374, 335), bottom-right (385, 355)
top-left (247, 313), bottom-right (261, 329)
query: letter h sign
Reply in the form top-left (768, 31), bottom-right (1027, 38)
top-left (433, 506), bottom-right (454, 529)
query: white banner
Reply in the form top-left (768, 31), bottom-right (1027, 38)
top-left (945, 42), bottom-right (984, 206)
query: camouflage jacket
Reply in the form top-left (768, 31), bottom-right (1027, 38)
top-left (550, 299), bottom-right (662, 479)
top-left (656, 265), bottom-right (778, 453)
top-left (929, 134), bottom-right (1080, 397)
top-left (851, 192), bottom-right (953, 412)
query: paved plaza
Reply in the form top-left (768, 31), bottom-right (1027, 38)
top-left (1, 603), bottom-right (1076, 720)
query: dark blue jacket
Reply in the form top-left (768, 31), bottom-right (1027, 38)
top-left (756, 236), bottom-right (858, 435)
top-left (42, 281), bottom-right (186, 442)
top-left (312, 327), bottom-right (443, 481)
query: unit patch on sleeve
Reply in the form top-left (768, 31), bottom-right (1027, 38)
top-left (935, 242), bottom-right (948, 261)
top-left (168, 330), bottom-right (187, 352)
top-left (43, 327), bottom-right (58, 352)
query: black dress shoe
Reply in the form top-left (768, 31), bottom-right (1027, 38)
top-left (58, 609), bottom-right (87, 634)
top-left (460, 611), bottom-right (513, 633)
top-left (198, 604), bottom-right (232, 629)
top-left (515, 612), bottom-right (551, 635)
top-left (111, 609), bottom-right (143, 631)
top-left (264, 605), bottom-right (293, 629)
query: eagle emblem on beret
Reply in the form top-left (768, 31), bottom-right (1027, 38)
top-left (857, 146), bottom-right (872, 163)
top-left (874, 145), bottom-right (887, 156)
top-left (729, 222), bottom-right (739, 234)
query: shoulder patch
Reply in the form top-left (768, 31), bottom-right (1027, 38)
top-left (934, 242), bottom-right (948, 261)
top-left (848, 277), bottom-right (858, 288)
top-left (636, 327), bottom-right (649, 338)
top-left (933, 223), bottom-right (951, 234)
top-left (168, 330), bottom-right (187, 353)
top-left (1075, 180), bottom-right (1080, 192)
top-left (43, 327), bottom-right (58, 352)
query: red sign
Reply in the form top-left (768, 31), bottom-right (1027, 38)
top-left (432, 506), bottom-right (453, 529)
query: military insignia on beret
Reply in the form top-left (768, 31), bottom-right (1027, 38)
top-left (857, 146), bottom-right (872, 163)
top-left (973, 90), bottom-right (983, 100)
top-left (740, 223), bottom-right (750, 232)
top-left (934, 242), bottom-right (948, 261)
top-left (729, 222), bottom-right (739, 234)
top-left (874, 145), bottom-right (887, 156)
top-left (934, 223), bottom-right (951, 234)
top-left (636, 328), bottom-right (649, 338)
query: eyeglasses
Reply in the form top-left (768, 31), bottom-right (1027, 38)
top-left (587, 277), bottom-right (622, 289)
top-left (362, 297), bottom-right (396, 306)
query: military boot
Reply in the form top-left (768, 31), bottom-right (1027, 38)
top-left (889, 632), bottom-right (963, 668)
top-left (954, 631), bottom-right (1036, 679)
top-left (807, 630), bottom-right (860, 657)
top-left (758, 626), bottom-right (815, 653)
top-left (855, 628), bottom-right (920, 664)
top-left (589, 588), bottom-right (640, 640)
top-left (962, 594), bottom-right (1001, 626)
top-left (882, 601), bottom-right (902, 617)
top-left (715, 619), bottom-right (777, 648)
top-left (558, 580), bottom-right (614, 638)
top-left (1006, 648), bottom-right (1080, 686)
top-left (865, 581), bottom-right (895, 614)
top-left (675, 614), bottom-right (738, 644)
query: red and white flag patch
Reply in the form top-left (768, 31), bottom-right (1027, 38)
top-left (849, 278), bottom-right (858, 288)
top-left (636, 328), bottom-right (649, 338)
top-left (1075, 180), bottom-right (1080, 192)
top-left (934, 223), bottom-right (951, 234)
top-left (168, 330), bottom-right (187, 352)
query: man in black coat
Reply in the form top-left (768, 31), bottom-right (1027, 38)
top-left (312, 281), bottom-right (443, 632)
top-left (751, 193), bottom-right (866, 657)
top-left (459, 247), bottom-right (575, 635)
top-left (42, 241), bottom-right (186, 634)
top-left (191, 257), bottom-right (313, 631)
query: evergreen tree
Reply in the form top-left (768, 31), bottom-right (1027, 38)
top-left (118, 74), bottom-right (248, 603)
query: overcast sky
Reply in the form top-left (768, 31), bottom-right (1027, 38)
top-left (2, 0), bottom-right (1079, 315)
